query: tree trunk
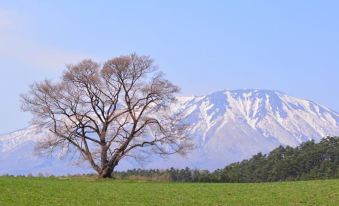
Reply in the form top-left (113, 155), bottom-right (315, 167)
top-left (99, 143), bottom-right (113, 178)
top-left (99, 166), bottom-right (114, 178)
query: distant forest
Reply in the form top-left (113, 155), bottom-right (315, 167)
top-left (114, 137), bottom-right (339, 182)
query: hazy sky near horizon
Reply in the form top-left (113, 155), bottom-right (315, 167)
top-left (0, 0), bottom-right (339, 133)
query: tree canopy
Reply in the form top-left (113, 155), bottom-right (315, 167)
top-left (21, 54), bottom-right (193, 178)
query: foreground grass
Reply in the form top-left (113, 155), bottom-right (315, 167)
top-left (0, 177), bottom-right (338, 206)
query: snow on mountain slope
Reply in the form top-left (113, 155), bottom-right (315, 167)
top-left (0, 127), bottom-right (91, 175)
top-left (1, 89), bottom-right (338, 175)
top-left (162, 89), bottom-right (339, 169)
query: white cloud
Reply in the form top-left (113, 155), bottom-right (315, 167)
top-left (0, 10), bottom-right (89, 70)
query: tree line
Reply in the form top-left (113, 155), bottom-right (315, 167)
top-left (114, 137), bottom-right (339, 182)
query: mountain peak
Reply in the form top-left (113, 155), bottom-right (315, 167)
top-left (208, 89), bottom-right (287, 99)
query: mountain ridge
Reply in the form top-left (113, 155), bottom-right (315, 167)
top-left (1, 89), bottom-right (338, 175)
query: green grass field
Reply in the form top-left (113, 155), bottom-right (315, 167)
top-left (0, 177), bottom-right (338, 206)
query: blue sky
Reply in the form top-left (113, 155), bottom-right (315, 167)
top-left (0, 0), bottom-right (339, 133)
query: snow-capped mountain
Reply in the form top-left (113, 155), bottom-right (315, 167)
top-left (0, 127), bottom-right (91, 175)
top-left (1, 89), bottom-right (339, 175)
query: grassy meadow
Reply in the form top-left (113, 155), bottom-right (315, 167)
top-left (0, 177), bottom-right (338, 206)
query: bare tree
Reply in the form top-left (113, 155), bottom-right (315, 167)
top-left (21, 54), bottom-right (193, 178)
